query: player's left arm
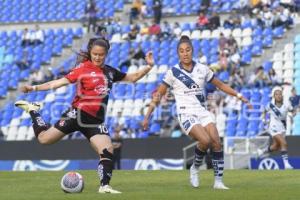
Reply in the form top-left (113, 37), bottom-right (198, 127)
top-left (211, 77), bottom-right (252, 108)
top-left (121, 51), bottom-right (154, 83)
top-left (143, 84), bottom-right (168, 130)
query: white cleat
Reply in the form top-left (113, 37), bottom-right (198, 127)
top-left (189, 164), bottom-right (199, 188)
top-left (213, 182), bottom-right (230, 190)
top-left (256, 148), bottom-right (266, 158)
top-left (98, 185), bottom-right (122, 194)
top-left (15, 100), bottom-right (42, 113)
top-left (284, 163), bottom-right (294, 170)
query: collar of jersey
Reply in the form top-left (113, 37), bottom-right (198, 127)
top-left (84, 60), bottom-right (104, 71)
top-left (179, 60), bottom-right (196, 73)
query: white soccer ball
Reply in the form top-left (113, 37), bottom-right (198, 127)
top-left (60, 171), bottom-right (84, 193)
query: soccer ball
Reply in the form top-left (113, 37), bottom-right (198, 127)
top-left (60, 171), bottom-right (84, 193)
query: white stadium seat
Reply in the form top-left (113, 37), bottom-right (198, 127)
top-left (272, 61), bottom-right (283, 70)
top-left (283, 52), bottom-right (294, 61)
top-left (242, 28), bottom-right (252, 37)
top-left (222, 29), bottom-right (231, 38)
top-left (10, 118), bottom-right (21, 126)
top-left (283, 69), bottom-right (294, 79)
top-left (127, 65), bottom-right (138, 73)
top-left (26, 127), bottom-right (35, 140)
top-left (16, 126), bottom-right (28, 141)
top-left (181, 30), bottom-right (191, 37)
top-left (158, 65), bottom-right (168, 74)
top-left (123, 99), bottom-right (134, 109)
top-left (272, 52), bottom-right (283, 62)
top-left (241, 37), bottom-right (252, 46)
top-left (232, 28), bottom-right (242, 38)
top-left (190, 30), bottom-right (201, 39)
top-left (56, 86), bottom-right (67, 94)
top-left (45, 93), bottom-right (56, 102)
top-left (201, 30), bottom-right (211, 39)
top-left (111, 33), bottom-right (122, 43)
top-left (283, 61), bottom-right (294, 70)
top-left (113, 100), bottom-right (124, 109)
top-left (211, 29), bottom-right (220, 38)
top-left (7, 126), bottom-right (18, 141)
top-left (284, 43), bottom-right (294, 52)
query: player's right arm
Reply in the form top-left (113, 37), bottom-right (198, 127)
top-left (142, 83), bottom-right (168, 130)
top-left (21, 77), bottom-right (70, 93)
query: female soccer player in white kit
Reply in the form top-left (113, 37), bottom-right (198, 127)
top-left (143, 36), bottom-right (252, 189)
top-left (258, 86), bottom-right (294, 169)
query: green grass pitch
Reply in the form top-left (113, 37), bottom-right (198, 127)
top-left (0, 170), bottom-right (299, 200)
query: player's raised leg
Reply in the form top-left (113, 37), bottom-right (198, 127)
top-left (15, 100), bottom-right (65, 144)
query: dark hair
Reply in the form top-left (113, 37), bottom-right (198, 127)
top-left (75, 37), bottom-right (110, 65)
top-left (177, 35), bottom-right (193, 52)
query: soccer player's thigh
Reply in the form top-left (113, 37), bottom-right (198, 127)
top-left (189, 124), bottom-right (211, 149)
top-left (80, 124), bottom-right (113, 155)
top-left (38, 127), bottom-right (66, 144)
top-left (273, 133), bottom-right (287, 148)
top-left (204, 123), bottom-right (222, 151)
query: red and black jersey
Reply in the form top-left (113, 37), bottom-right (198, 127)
top-left (65, 61), bottom-right (126, 121)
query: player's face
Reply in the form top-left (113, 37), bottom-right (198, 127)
top-left (90, 46), bottom-right (107, 67)
top-left (178, 43), bottom-right (193, 65)
top-left (274, 90), bottom-right (283, 102)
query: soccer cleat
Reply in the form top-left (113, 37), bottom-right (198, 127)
top-left (213, 182), bottom-right (230, 190)
top-left (189, 164), bottom-right (199, 188)
top-left (257, 148), bottom-right (264, 157)
top-left (15, 100), bottom-right (42, 113)
top-left (256, 148), bottom-right (269, 158)
top-left (98, 185), bottom-right (122, 194)
top-left (284, 163), bottom-right (294, 170)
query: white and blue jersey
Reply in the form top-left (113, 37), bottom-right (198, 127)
top-left (265, 102), bottom-right (293, 136)
top-left (162, 61), bottom-right (215, 134)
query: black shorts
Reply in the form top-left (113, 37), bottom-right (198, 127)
top-left (54, 107), bottom-right (109, 140)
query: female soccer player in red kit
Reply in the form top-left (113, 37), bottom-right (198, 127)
top-left (15, 37), bottom-right (154, 193)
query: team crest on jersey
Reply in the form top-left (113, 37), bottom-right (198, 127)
top-left (90, 72), bottom-right (97, 77)
top-left (67, 109), bottom-right (77, 119)
top-left (59, 119), bottom-right (65, 127)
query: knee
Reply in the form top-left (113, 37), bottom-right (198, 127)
top-left (99, 147), bottom-right (114, 160)
top-left (38, 136), bottom-right (52, 145)
top-left (199, 139), bottom-right (210, 150)
top-left (211, 140), bottom-right (222, 151)
top-left (281, 141), bottom-right (288, 149)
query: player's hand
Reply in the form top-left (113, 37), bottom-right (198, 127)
top-left (239, 96), bottom-right (253, 109)
top-left (142, 118), bottom-right (150, 130)
top-left (20, 85), bottom-right (34, 93)
top-left (145, 51), bottom-right (154, 67)
top-left (240, 96), bottom-right (253, 109)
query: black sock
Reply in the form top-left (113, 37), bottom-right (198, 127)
top-left (193, 147), bottom-right (207, 168)
top-left (98, 159), bottom-right (113, 186)
top-left (212, 151), bottom-right (224, 182)
top-left (29, 111), bottom-right (50, 138)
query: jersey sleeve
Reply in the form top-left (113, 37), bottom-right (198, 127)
top-left (64, 65), bottom-right (83, 83)
top-left (204, 65), bottom-right (214, 82)
top-left (111, 67), bottom-right (126, 82)
top-left (162, 69), bottom-right (174, 87)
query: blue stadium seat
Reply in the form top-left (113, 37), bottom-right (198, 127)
top-left (273, 26), bottom-right (284, 38)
